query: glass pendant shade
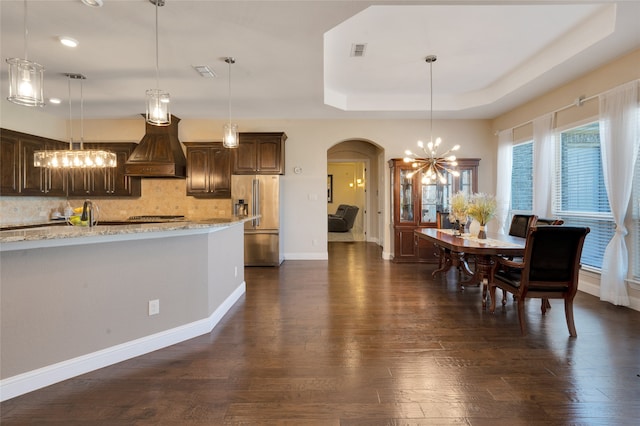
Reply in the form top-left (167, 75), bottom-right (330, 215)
top-left (145, 89), bottom-right (171, 126)
top-left (223, 122), bottom-right (239, 148)
top-left (6, 58), bottom-right (44, 107)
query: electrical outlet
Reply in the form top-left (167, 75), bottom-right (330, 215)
top-left (148, 299), bottom-right (160, 316)
top-left (234, 266), bottom-right (238, 277)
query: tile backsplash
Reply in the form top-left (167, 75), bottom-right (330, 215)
top-left (1, 179), bottom-right (231, 225)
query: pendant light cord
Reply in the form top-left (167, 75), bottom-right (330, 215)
top-left (23, 0), bottom-right (28, 60)
top-left (80, 77), bottom-right (84, 150)
top-left (228, 59), bottom-right (232, 125)
top-left (429, 59), bottom-right (433, 145)
top-left (154, 0), bottom-right (160, 89)
top-left (68, 75), bottom-right (73, 149)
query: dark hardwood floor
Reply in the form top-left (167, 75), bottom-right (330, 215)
top-left (2, 242), bottom-right (640, 425)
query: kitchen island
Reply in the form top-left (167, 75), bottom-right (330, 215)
top-left (0, 218), bottom-right (250, 401)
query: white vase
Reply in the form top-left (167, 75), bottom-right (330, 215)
top-left (469, 219), bottom-right (481, 237)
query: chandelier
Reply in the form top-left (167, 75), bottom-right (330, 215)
top-left (403, 55), bottom-right (460, 184)
top-left (33, 74), bottom-right (117, 169)
top-left (5, 0), bottom-right (44, 107)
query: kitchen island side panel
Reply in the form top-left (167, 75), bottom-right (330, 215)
top-left (0, 224), bottom-right (244, 381)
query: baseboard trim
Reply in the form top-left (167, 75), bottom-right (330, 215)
top-left (284, 252), bottom-right (328, 260)
top-left (0, 282), bottom-right (246, 402)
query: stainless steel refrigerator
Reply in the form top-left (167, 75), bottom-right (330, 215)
top-left (231, 175), bottom-right (283, 266)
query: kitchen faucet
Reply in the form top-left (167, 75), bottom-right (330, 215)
top-left (80, 200), bottom-right (94, 227)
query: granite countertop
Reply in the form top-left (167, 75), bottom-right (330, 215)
top-left (0, 216), bottom-right (254, 245)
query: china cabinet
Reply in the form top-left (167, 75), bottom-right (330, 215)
top-left (389, 158), bottom-right (480, 262)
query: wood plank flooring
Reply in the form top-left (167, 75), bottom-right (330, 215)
top-left (2, 242), bottom-right (640, 425)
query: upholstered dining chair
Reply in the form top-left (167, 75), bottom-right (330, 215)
top-left (434, 211), bottom-right (454, 270)
top-left (508, 214), bottom-right (538, 238)
top-left (489, 226), bottom-right (590, 337)
top-left (535, 217), bottom-right (565, 226)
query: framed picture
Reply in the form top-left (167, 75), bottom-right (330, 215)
top-left (327, 174), bottom-right (333, 203)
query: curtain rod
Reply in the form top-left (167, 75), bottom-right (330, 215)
top-left (498, 93), bottom-right (598, 135)
top-left (496, 78), bottom-right (640, 135)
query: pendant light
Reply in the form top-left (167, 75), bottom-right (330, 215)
top-left (223, 57), bottom-right (239, 148)
top-left (145, 0), bottom-right (170, 126)
top-left (33, 74), bottom-right (117, 169)
top-left (403, 55), bottom-right (460, 184)
top-left (5, 0), bottom-right (44, 107)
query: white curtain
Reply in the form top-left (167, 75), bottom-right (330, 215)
top-left (532, 113), bottom-right (554, 218)
top-left (599, 80), bottom-right (640, 306)
top-left (495, 129), bottom-right (513, 234)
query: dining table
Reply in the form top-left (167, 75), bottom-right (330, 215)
top-left (414, 228), bottom-right (526, 308)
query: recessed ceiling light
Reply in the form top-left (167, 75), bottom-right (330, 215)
top-left (81, 0), bottom-right (104, 7)
top-left (58, 36), bottom-right (79, 48)
top-left (49, 98), bottom-right (61, 104)
top-left (192, 65), bottom-right (216, 78)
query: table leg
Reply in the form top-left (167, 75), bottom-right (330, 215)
top-left (431, 247), bottom-right (453, 277)
top-left (474, 255), bottom-right (494, 309)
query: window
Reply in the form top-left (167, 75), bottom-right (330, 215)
top-left (553, 122), bottom-right (615, 270)
top-left (511, 141), bottom-right (533, 213)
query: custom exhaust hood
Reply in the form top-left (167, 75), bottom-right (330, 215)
top-left (125, 115), bottom-right (187, 178)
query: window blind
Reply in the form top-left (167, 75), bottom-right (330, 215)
top-left (511, 141), bottom-right (533, 212)
top-left (553, 122), bottom-right (614, 269)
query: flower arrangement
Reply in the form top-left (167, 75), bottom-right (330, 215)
top-left (467, 193), bottom-right (497, 226)
top-left (449, 191), bottom-right (469, 224)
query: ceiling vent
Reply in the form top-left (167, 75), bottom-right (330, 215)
top-left (350, 43), bottom-right (367, 57)
top-left (193, 65), bottom-right (216, 78)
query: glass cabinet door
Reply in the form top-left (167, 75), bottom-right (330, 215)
top-left (421, 179), bottom-right (437, 223)
top-left (399, 168), bottom-right (414, 222)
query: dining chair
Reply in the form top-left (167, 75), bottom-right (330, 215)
top-left (489, 226), bottom-right (590, 337)
top-left (501, 214), bottom-right (538, 303)
top-left (535, 217), bottom-right (565, 226)
top-left (508, 214), bottom-right (538, 238)
top-left (433, 212), bottom-right (474, 279)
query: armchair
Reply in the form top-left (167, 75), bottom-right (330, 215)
top-left (328, 204), bottom-right (359, 233)
top-left (489, 226), bottom-right (590, 337)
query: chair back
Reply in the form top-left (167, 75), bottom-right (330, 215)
top-left (522, 226), bottom-right (590, 293)
top-left (333, 204), bottom-right (350, 218)
top-left (508, 214), bottom-right (538, 238)
top-left (342, 206), bottom-right (359, 229)
top-left (436, 211), bottom-right (454, 229)
top-left (536, 217), bottom-right (564, 226)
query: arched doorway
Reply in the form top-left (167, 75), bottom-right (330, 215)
top-left (327, 140), bottom-right (385, 245)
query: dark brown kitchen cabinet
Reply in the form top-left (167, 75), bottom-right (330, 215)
top-left (0, 128), bottom-right (67, 196)
top-left (232, 132), bottom-right (286, 175)
top-left (1, 131), bottom-right (20, 195)
top-left (67, 143), bottom-right (141, 198)
top-left (184, 142), bottom-right (231, 198)
top-left (389, 158), bottom-right (480, 263)
top-left (1, 129), bottom-right (140, 198)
